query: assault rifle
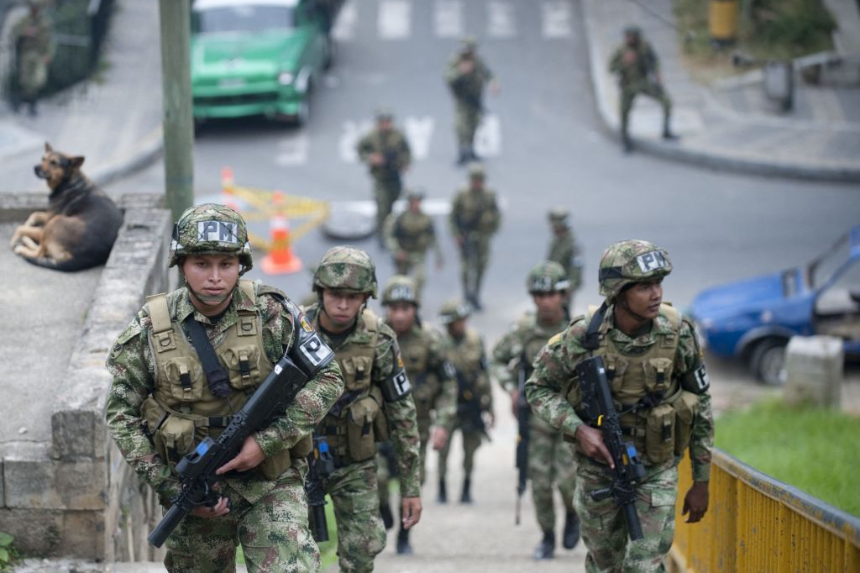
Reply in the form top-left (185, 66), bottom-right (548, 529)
top-left (514, 351), bottom-right (530, 525)
top-left (148, 352), bottom-right (330, 548)
top-left (306, 433), bottom-right (335, 542)
top-left (455, 372), bottom-right (490, 441)
top-left (575, 355), bottom-right (645, 540)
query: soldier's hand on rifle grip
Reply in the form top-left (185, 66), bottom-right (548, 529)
top-left (574, 424), bottom-right (614, 468)
top-left (401, 497), bottom-right (423, 530)
top-left (215, 435), bottom-right (266, 475)
top-left (682, 481), bottom-right (709, 523)
top-left (190, 496), bottom-right (230, 518)
top-left (369, 152), bottom-right (385, 167)
top-left (431, 426), bottom-right (449, 451)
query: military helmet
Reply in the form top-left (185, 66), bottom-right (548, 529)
top-left (382, 275), bottom-right (419, 306)
top-left (548, 207), bottom-right (569, 225)
top-left (169, 203), bottom-right (253, 272)
top-left (313, 246), bottom-right (378, 297)
top-left (459, 35), bottom-right (477, 53)
top-left (375, 107), bottom-right (393, 121)
top-left (439, 298), bottom-right (472, 324)
top-left (526, 261), bottom-right (570, 293)
top-left (624, 25), bottom-right (642, 38)
top-left (468, 163), bottom-right (485, 180)
top-left (405, 187), bottom-right (426, 201)
top-left (598, 239), bottom-right (672, 300)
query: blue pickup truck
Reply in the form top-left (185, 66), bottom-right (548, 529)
top-left (690, 226), bottom-right (860, 385)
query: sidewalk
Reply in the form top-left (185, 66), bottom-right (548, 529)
top-left (0, 0), bottom-right (162, 194)
top-left (582, 0), bottom-right (860, 181)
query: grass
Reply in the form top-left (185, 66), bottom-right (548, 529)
top-left (715, 399), bottom-right (860, 517)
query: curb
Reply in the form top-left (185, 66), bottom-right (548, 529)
top-left (579, 0), bottom-right (860, 183)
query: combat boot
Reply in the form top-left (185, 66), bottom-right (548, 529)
top-left (562, 510), bottom-right (580, 549)
top-left (457, 147), bottom-right (471, 165)
top-left (459, 478), bottom-right (472, 504)
top-left (533, 530), bottom-right (555, 560)
top-left (622, 133), bottom-right (633, 154)
top-left (380, 502), bottom-right (394, 530)
top-left (437, 479), bottom-right (447, 504)
top-left (396, 527), bottom-right (413, 555)
top-left (662, 127), bottom-right (678, 141)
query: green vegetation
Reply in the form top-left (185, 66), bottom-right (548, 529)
top-left (0, 532), bottom-right (18, 571)
top-left (716, 399), bottom-right (860, 517)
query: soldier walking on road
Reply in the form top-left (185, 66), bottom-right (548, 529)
top-left (11, 0), bottom-right (54, 116)
top-left (304, 247), bottom-right (423, 572)
top-left (105, 204), bottom-right (345, 572)
top-left (492, 262), bottom-right (580, 560)
top-left (547, 208), bottom-right (583, 312)
top-left (436, 299), bottom-right (494, 505)
top-left (449, 164), bottom-right (501, 311)
top-left (357, 109), bottom-right (412, 245)
top-left (378, 275), bottom-right (457, 555)
top-left (527, 240), bottom-right (714, 572)
top-left (445, 36), bottom-right (499, 165)
top-left (383, 188), bottom-right (443, 300)
top-left (610, 26), bottom-right (676, 153)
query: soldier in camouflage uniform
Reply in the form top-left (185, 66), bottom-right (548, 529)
top-left (356, 109), bottom-right (412, 245)
top-left (304, 247), bottom-right (423, 572)
top-left (445, 37), bottom-right (499, 165)
top-left (609, 26), bottom-right (676, 153)
top-left (105, 204), bottom-right (345, 573)
top-left (378, 275), bottom-right (456, 554)
top-left (11, 0), bottom-right (54, 116)
top-left (526, 240), bottom-right (714, 573)
top-left (547, 208), bottom-right (583, 312)
top-left (492, 262), bottom-right (580, 559)
top-left (436, 299), bottom-right (494, 505)
top-left (449, 164), bottom-right (501, 311)
top-left (383, 189), bottom-right (443, 300)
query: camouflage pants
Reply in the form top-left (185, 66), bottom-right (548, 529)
top-left (459, 236), bottom-right (490, 299)
top-left (328, 458), bottom-right (387, 573)
top-left (374, 177), bottom-right (403, 236)
top-left (454, 101), bottom-right (482, 149)
top-left (529, 426), bottom-right (576, 533)
top-left (164, 463), bottom-right (319, 573)
top-left (575, 454), bottom-right (677, 573)
top-left (619, 82), bottom-right (672, 136)
top-left (17, 50), bottom-right (47, 100)
top-left (394, 251), bottom-right (427, 300)
top-left (436, 424), bottom-right (483, 480)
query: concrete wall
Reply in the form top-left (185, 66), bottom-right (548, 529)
top-left (0, 193), bottom-right (170, 561)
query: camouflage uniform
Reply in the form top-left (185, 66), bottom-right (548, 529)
top-left (383, 190), bottom-right (443, 299)
top-left (445, 38), bottom-right (495, 163)
top-left (307, 248), bottom-right (422, 572)
top-left (436, 299), bottom-right (493, 504)
top-left (526, 241), bottom-right (715, 573)
top-left (449, 164), bottom-right (501, 310)
top-left (12, 2), bottom-right (54, 113)
top-left (356, 112), bottom-right (412, 239)
top-left (105, 204), bottom-right (344, 573)
top-left (547, 209), bottom-right (583, 310)
top-left (609, 26), bottom-right (673, 150)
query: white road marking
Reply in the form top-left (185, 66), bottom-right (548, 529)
top-left (487, 1), bottom-right (516, 38)
top-left (339, 119), bottom-right (375, 163)
top-left (474, 113), bottom-right (502, 157)
top-left (275, 132), bottom-right (309, 166)
top-left (379, 0), bottom-right (411, 40)
top-left (403, 116), bottom-right (435, 160)
top-left (541, 0), bottom-right (572, 38)
top-left (434, 0), bottom-right (463, 38)
top-left (332, 2), bottom-right (357, 41)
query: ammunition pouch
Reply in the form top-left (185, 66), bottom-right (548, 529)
top-left (673, 391), bottom-right (700, 456)
top-left (644, 403), bottom-right (675, 464)
top-left (346, 395), bottom-right (381, 463)
top-left (370, 386), bottom-right (390, 442)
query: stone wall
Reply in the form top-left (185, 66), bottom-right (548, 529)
top-left (0, 193), bottom-right (170, 562)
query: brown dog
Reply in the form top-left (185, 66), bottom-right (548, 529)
top-left (9, 143), bottom-right (124, 271)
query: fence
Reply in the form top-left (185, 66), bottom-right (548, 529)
top-left (669, 449), bottom-right (860, 572)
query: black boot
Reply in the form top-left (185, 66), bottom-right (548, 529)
top-left (456, 147), bottom-right (470, 165)
top-left (437, 479), bottom-right (447, 504)
top-left (562, 511), bottom-right (580, 549)
top-left (533, 530), bottom-right (555, 560)
top-left (396, 527), bottom-right (413, 555)
top-left (662, 127), bottom-right (678, 140)
top-left (380, 502), bottom-right (394, 530)
top-left (459, 477), bottom-right (472, 504)
top-left (622, 133), bottom-right (633, 154)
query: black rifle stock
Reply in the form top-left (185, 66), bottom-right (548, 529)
top-left (306, 433), bottom-right (335, 542)
top-left (575, 355), bottom-right (645, 541)
top-left (514, 351), bottom-right (530, 525)
top-left (148, 355), bottom-right (313, 548)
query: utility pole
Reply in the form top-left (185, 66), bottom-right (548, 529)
top-left (159, 0), bottom-right (194, 220)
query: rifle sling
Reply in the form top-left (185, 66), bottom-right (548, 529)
top-left (184, 316), bottom-right (232, 399)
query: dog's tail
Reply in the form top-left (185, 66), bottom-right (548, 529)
top-left (23, 255), bottom-right (101, 272)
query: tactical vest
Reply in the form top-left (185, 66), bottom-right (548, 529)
top-left (314, 308), bottom-right (388, 466)
top-left (517, 315), bottom-right (567, 435)
top-left (566, 303), bottom-right (699, 465)
top-left (400, 326), bottom-right (435, 436)
top-left (394, 212), bottom-right (433, 253)
top-left (141, 280), bottom-right (308, 481)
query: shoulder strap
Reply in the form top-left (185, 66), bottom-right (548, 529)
top-left (660, 303), bottom-right (681, 332)
top-left (184, 317), bottom-right (232, 399)
top-left (239, 279), bottom-right (256, 303)
top-left (145, 293), bottom-right (172, 335)
top-left (362, 308), bottom-right (381, 353)
top-left (582, 301), bottom-right (609, 352)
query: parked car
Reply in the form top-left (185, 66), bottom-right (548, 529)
top-left (191, 0), bottom-right (333, 126)
top-left (690, 225), bottom-right (860, 385)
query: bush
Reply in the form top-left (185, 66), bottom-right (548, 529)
top-left (0, 532), bottom-right (18, 571)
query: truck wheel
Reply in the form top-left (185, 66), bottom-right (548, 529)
top-left (750, 339), bottom-right (787, 386)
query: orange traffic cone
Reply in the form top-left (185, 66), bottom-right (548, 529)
top-left (221, 166), bottom-right (240, 211)
top-left (261, 191), bottom-right (303, 275)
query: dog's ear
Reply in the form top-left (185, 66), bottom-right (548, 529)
top-left (69, 156), bottom-right (85, 170)
top-left (44, 142), bottom-right (53, 153)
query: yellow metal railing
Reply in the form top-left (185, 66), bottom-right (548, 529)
top-left (670, 449), bottom-right (860, 572)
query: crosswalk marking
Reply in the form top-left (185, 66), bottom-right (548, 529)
top-left (474, 114), bottom-right (502, 157)
top-left (332, 2), bottom-right (357, 41)
top-left (434, 0), bottom-right (464, 38)
top-left (379, 0), bottom-right (411, 40)
top-left (403, 116), bottom-right (435, 160)
top-left (487, 1), bottom-right (517, 38)
top-left (541, 1), bottom-right (573, 38)
top-left (275, 132), bottom-right (309, 166)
